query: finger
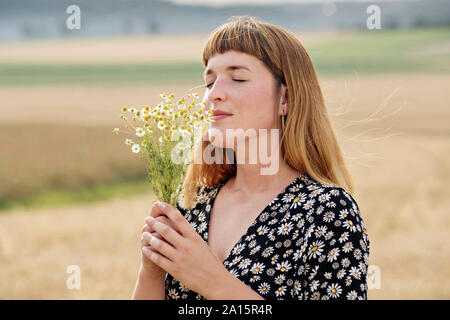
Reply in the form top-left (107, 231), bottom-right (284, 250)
top-left (146, 232), bottom-right (177, 261)
top-left (143, 243), bottom-right (174, 273)
top-left (149, 201), bottom-right (167, 220)
top-left (153, 202), bottom-right (193, 238)
top-left (145, 216), bottom-right (181, 234)
top-left (141, 231), bottom-right (164, 247)
top-left (148, 217), bottom-right (185, 250)
top-left (141, 245), bottom-right (159, 259)
top-left (141, 223), bottom-right (151, 233)
top-left (142, 215), bottom-right (169, 233)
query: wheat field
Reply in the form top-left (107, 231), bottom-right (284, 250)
top-left (0, 31), bottom-right (449, 299)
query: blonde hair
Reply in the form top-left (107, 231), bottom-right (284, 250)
top-left (180, 15), bottom-right (355, 209)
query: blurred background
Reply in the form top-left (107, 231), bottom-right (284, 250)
top-left (0, 0), bottom-right (448, 299)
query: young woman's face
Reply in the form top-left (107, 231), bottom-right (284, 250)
top-left (202, 50), bottom-right (281, 150)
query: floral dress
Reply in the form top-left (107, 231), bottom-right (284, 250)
top-left (165, 173), bottom-right (370, 300)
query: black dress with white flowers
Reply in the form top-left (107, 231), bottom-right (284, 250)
top-left (165, 173), bottom-right (370, 300)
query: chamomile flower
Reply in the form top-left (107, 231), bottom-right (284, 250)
top-left (135, 127), bottom-right (145, 137)
top-left (125, 138), bottom-right (133, 146)
top-left (131, 144), bottom-right (140, 153)
top-left (157, 121), bottom-right (165, 130)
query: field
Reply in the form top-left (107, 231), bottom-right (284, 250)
top-left (0, 28), bottom-right (449, 299)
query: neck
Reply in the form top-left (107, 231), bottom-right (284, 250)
top-left (226, 131), bottom-right (302, 197)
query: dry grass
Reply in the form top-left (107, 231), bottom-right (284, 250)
top-left (0, 72), bottom-right (449, 299)
top-left (0, 124), bottom-right (147, 203)
top-left (0, 30), bottom-right (341, 64)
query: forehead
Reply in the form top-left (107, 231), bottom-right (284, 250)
top-left (204, 51), bottom-right (261, 76)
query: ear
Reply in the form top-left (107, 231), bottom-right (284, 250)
top-left (279, 84), bottom-right (288, 116)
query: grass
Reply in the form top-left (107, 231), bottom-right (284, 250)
top-left (0, 26), bottom-right (449, 212)
top-left (309, 27), bottom-right (450, 75)
top-left (0, 73), bottom-right (449, 299)
top-left (0, 176), bottom-right (152, 212)
top-left (0, 27), bottom-right (449, 85)
top-left (0, 61), bottom-right (204, 86)
top-left (0, 123), bottom-right (148, 211)
top-left (0, 28), bottom-right (449, 300)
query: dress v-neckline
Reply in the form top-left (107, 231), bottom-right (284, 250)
top-left (204, 173), bottom-right (308, 266)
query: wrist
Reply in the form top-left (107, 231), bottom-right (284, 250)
top-left (204, 267), bottom-right (234, 300)
top-left (138, 265), bottom-right (166, 281)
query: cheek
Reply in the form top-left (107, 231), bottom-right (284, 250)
top-left (240, 82), bottom-right (276, 122)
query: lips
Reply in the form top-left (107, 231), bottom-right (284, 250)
top-left (212, 110), bottom-right (233, 116)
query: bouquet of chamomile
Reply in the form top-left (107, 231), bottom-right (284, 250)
top-left (113, 92), bottom-right (213, 206)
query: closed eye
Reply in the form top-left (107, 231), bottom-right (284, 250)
top-left (205, 79), bottom-right (246, 88)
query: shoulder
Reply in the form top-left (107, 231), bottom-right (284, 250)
top-left (300, 182), bottom-right (370, 259)
top-left (286, 176), bottom-right (370, 250)
top-left (175, 183), bottom-right (220, 218)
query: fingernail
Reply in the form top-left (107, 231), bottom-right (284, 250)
top-left (145, 217), bottom-right (152, 224)
top-left (158, 202), bottom-right (167, 209)
top-left (143, 231), bottom-right (150, 237)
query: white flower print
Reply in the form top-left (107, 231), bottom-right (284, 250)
top-left (276, 261), bottom-right (292, 273)
top-left (314, 225), bottom-right (328, 238)
top-left (310, 279), bottom-right (320, 292)
top-left (318, 193), bottom-right (331, 203)
top-left (238, 258), bottom-right (252, 269)
top-left (339, 209), bottom-right (349, 220)
top-left (349, 266), bottom-right (361, 280)
top-left (275, 286), bottom-right (287, 297)
top-left (346, 290), bottom-right (358, 300)
top-left (303, 199), bottom-right (315, 210)
top-left (282, 193), bottom-right (295, 203)
top-left (338, 231), bottom-right (349, 243)
top-left (256, 225), bottom-right (270, 236)
top-left (326, 200), bottom-right (337, 208)
top-left (323, 211), bottom-right (335, 223)
top-left (353, 248), bottom-right (362, 260)
top-left (342, 241), bottom-right (354, 253)
top-left (290, 192), bottom-right (307, 209)
top-left (165, 176), bottom-right (369, 301)
top-left (341, 258), bottom-right (351, 268)
top-left (327, 247), bottom-right (340, 262)
top-left (343, 219), bottom-right (357, 232)
top-left (258, 282), bottom-right (271, 295)
top-left (232, 243), bottom-right (246, 255)
top-left (167, 288), bottom-right (179, 300)
top-left (262, 246), bottom-right (274, 257)
top-left (277, 222), bottom-right (294, 235)
top-left (337, 269), bottom-right (346, 279)
top-left (251, 262), bottom-right (265, 274)
top-left (307, 240), bottom-right (325, 259)
top-left (275, 274), bottom-right (286, 284)
top-left (327, 283), bottom-right (342, 298)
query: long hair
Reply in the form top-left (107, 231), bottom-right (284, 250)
top-left (180, 15), bottom-right (355, 209)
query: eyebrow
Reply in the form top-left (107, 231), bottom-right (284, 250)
top-left (203, 65), bottom-right (251, 77)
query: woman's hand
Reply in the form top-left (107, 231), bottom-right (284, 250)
top-left (140, 202), bottom-right (182, 279)
top-left (142, 201), bottom-right (228, 296)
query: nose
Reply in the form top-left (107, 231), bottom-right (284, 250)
top-left (206, 77), bottom-right (226, 105)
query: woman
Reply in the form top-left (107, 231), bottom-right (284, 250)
top-left (132, 16), bottom-right (370, 300)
